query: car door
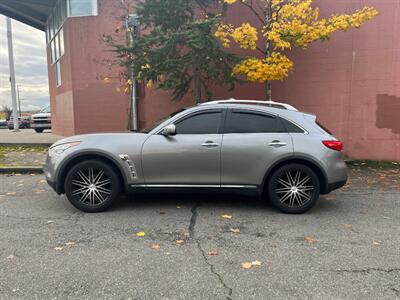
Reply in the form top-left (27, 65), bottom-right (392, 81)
top-left (221, 109), bottom-right (294, 187)
top-left (141, 109), bottom-right (225, 186)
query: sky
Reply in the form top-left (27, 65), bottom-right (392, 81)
top-left (0, 15), bottom-right (49, 112)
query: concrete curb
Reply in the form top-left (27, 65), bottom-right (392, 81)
top-left (0, 143), bottom-right (52, 147)
top-left (0, 167), bottom-right (43, 174)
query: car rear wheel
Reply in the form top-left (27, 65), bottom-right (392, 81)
top-left (267, 164), bottom-right (320, 214)
top-left (35, 129), bottom-right (44, 133)
top-left (64, 160), bottom-right (121, 213)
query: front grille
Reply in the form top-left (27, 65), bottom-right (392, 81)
top-left (32, 120), bottom-right (50, 124)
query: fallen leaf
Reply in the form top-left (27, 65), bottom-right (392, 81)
top-left (136, 231), bottom-right (146, 237)
top-left (54, 247), bottom-right (63, 251)
top-left (372, 240), bottom-right (381, 245)
top-left (65, 241), bottom-right (75, 246)
top-left (222, 214), bottom-right (232, 219)
top-left (6, 192), bottom-right (16, 196)
top-left (207, 250), bottom-right (218, 256)
top-left (159, 211), bottom-right (166, 215)
top-left (304, 236), bottom-right (318, 244)
top-left (175, 240), bottom-right (185, 245)
top-left (150, 244), bottom-right (161, 250)
top-left (229, 228), bottom-right (240, 233)
top-left (242, 262), bottom-right (253, 269)
top-left (342, 224), bottom-right (353, 230)
top-left (251, 260), bottom-right (262, 266)
top-left (324, 195), bottom-right (337, 201)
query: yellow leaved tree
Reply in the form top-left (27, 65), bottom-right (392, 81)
top-left (215, 0), bottom-right (378, 100)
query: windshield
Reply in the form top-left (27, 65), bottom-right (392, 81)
top-left (40, 105), bottom-right (50, 113)
top-left (140, 108), bottom-right (186, 133)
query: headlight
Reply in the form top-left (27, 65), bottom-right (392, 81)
top-left (49, 141), bottom-right (81, 156)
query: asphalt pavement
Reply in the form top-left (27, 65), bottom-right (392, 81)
top-left (0, 168), bottom-right (399, 299)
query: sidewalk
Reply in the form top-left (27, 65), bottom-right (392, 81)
top-left (0, 129), bottom-right (64, 146)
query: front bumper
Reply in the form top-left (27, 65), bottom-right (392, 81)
top-left (31, 123), bottom-right (51, 129)
top-left (43, 153), bottom-right (62, 194)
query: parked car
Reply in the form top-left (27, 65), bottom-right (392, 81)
top-left (0, 119), bottom-right (7, 128)
top-left (7, 116), bottom-right (30, 129)
top-left (31, 105), bottom-right (51, 133)
top-left (44, 99), bottom-right (348, 214)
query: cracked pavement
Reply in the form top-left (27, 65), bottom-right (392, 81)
top-left (0, 167), bottom-right (399, 299)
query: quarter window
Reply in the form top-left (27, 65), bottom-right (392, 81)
top-left (228, 111), bottom-right (276, 133)
top-left (175, 112), bottom-right (222, 134)
top-left (279, 118), bottom-right (304, 133)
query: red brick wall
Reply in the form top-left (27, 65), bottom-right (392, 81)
top-left (272, 0), bottom-right (400, 161)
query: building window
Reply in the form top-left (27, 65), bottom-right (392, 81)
top-left (55, 61), bottom-right (62, 87)
top-left (45, 1), bottom-right (98, 87)
top-left (69, 0), bottom-right (98, 17)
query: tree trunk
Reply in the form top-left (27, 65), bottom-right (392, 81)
top-left (266, 81), bottom-right (272, 101)
top-left (265, 0), bottom-right (273, 102)
top-left (194, 67), bottom-right (201, 104)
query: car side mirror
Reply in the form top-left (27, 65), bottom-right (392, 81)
top-left (161, 124), bottom-right (176, 136)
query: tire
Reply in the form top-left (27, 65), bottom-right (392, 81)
top-left (267, 163), bottom-right (320, 214)
top-left (64, 160), bottom-right (121, 213)
top-left (35, 128), bottom-right (44, 133)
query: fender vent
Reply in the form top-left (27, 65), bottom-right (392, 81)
top-left (119, 154), bottom-right (138, 179)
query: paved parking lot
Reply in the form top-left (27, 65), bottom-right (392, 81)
top-left (0, 166), bottom-right (399, 299)
top-left (0, 129), bottom-right (63, 145)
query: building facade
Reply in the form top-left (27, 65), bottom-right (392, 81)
top-left (0, 0), bottom-right (399, 161)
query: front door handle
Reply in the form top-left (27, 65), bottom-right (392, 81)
top-left (268, 140), bottom-right (287, 148)
top-left (201, 141), bottom-right (220, 148)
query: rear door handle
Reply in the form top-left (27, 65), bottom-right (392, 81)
top-left (201, 141), bottom-right (220, 148)
top-left (268, 140), bottom-right (287, 148)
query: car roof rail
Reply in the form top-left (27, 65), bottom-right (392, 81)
top-left (200, 98), bottom-right (298, 111)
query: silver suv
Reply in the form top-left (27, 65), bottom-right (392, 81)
top-left (44, 100), bottom-right (347, 214)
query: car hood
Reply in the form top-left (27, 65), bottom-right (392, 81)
top-left (32, 113), bottom-right (51, 118)
top-left (51, 132), bottom-right (148, 148)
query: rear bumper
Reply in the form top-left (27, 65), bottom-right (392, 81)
top-left (325, 178), bottom-right (347, 194)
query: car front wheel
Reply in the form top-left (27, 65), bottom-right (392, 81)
top-left (35, 128), bottom-right (44, 133)
top-left (267, 163), bottom-right (320, 214)
top-left (64, 160), bottom-right (121, 213)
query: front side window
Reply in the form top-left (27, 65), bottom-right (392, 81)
top-left (228, 111), bottom-right (276, 133)
top-left (175, 112), bottom-right (222, 134)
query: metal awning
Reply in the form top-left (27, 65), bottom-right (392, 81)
top-left (0, 0), bottom-right (56, 31)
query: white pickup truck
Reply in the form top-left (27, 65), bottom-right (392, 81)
top-left (31, 105), bottom-right (51, 133)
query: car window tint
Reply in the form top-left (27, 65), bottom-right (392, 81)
top-left (175, 112), bottom-right (221, 134)
top-left (280, 118), bottom-right (304, 133)
top-left (229, 112), bottom-right (276, 133)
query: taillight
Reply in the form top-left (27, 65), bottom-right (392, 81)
top-left (322, 140), bottom-right (343, 152)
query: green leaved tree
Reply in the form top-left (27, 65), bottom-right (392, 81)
top-left (110, 0), bottom-right (239, 103)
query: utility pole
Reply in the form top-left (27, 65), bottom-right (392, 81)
top-left (6, 17), bottom-right (19, 131)
top-left (126, 14), bottom-right (140, 132)
top-left (17, 85), bottom-right (22, 116)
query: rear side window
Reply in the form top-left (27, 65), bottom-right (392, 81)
top-left (279, 118), bottom-right (304, 133)
top-left (227, 111), bottom-right (277, 133)
top-left (175, 111), bottom-right (222, 134)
